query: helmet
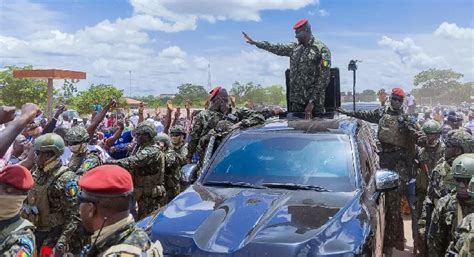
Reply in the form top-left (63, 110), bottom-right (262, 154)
top-left (155, 133), bottom-right (171, 147)
top-left (468, 177), bottom-right (474, 197)
top-left (34, 133), bottom-right (65, 155)
top-left (446, 129), bottom-right (474, 153)
top-left (65, 126), bottom-right (89, 143)
top-left (452, 153), bottom-right (474, 179)
top-left (422, 120), bottom-right (442, 134)
top-left (135, 121), bottom-right (157, 138)
top-left (170, 125), bottom-right (186, 135)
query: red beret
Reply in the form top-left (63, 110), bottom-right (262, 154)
top-left (293, 19), bottom-right (308, 29)
top-left (78, 165), bottom-right (133, 196)
top-left (0, 165), bottom-right (34, 191)
top-left (209, 86), bottom-right (222, 101)
top-left (391, 87), bottom-right (405, 97)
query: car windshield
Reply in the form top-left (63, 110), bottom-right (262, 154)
top-left (203, 133), bottom-right (356, 192)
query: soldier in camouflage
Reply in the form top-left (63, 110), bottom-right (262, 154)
top-left (22, 133), bottom-right (80, 255)
top-left (338, 87), bottom-right (419, 254)
top-left (242, 19), bottom-right (331, 115)
top-left (187, 87), bottom-right (265, 164)
top-left (171, 125), bottom-right (189, 192)
top-left (107, 121), bottom-right (166, 220)
top-left (0, 165), bottom-right (35, 256)
top-left (446, 177), bottom-right (474, 256)
top-left (78, 165), bottom-right (163, 257)
top-left (156, 133), bottom-right (179, 203)
top-left (427, 154), bottom-right (474, 256)
top-left (65, 126), bottom-right (102, 176)
top-left (415, 120), bottom-right (445, 256)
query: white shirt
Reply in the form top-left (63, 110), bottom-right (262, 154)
top-left (407, 95), bottom-right (415, 106)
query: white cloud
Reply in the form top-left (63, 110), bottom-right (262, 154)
top-left (130, 0), bottom-right (318, 24)
top-left (159, 46), bottom-right (187, 59)
top-left (377, 36), bottom-right (445, 69)
top-left (434, 22), bottom-right (474, 40)
top-left (0, 0), bottom-right (61, 37)
top-left (318, 9), bottom-right (329, 16)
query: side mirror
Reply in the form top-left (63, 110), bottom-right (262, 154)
top-left (375, 170), bottom-right (399, 192)
top-left (181, 164), bottom-right (198, 186)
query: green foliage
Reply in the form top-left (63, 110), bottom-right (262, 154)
top-left (70, 84), bottom-right (127, 114)
top-left (173, 83), bottom-right (208, 106)
top-left (357, 89), bottom-right (376, 102)
top-left (0, 65), bottom-right (49, 108)
top-left (230, 81), bottom-right (285, 106)
top-left (55, 79), bottom-right (78, 106)
top-left (412, 68), bottom-right (471, 105)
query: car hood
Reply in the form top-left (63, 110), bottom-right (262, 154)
top-left (150, 184), bottom-right (369, 255)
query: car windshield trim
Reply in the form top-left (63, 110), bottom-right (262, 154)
top-left (261, 182), bottom-right (332, 192)
top-left (203, 180), bottom-right (268, 189)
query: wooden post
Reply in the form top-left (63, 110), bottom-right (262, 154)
top-left (47, 78), bottom-right (53, 119)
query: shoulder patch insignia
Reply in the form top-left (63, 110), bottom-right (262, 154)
top-left (19, 238), bottom-right (34, 253)
top-left (65, 180), bottom-right (78, 197)
top-left (15, 247), bottom-right (31, 257)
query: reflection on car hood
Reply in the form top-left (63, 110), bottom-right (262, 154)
top-left (151, 183), bottom-right (369, 256)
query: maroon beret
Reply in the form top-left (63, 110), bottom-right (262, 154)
top-left (293, 19), bottom-right (308, 29)
top-left (0, 165), bottom-right (34, 191)
top-left (209, 86), bottom-right (222, 101)
top-left (392, 87), bottom-right (406, 97)
top-left (78, 165), bottom-right (133, 196)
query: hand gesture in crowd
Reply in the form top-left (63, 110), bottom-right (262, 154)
top-left (242, 31), bottom-right (256, 45)
top-left (108, 98), bottom-right (117, 108)
top-left (54, 104), bottom-right (66, 119)
top-left (20, 103), bottom-right (40, 124)
top-left (0, 106), bottom-right (16, 124)
top-left (185, 99), bottom-right (192, 109)
top-left (166, 100), bottom-right (173, 112)
top-left (174, 107), bottom-right (181, 119)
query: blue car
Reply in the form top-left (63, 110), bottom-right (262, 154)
top-left (138, 116), bottom-right (399, 257)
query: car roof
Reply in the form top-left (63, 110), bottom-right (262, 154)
top-left (241, 114), bottom-right (360, 137)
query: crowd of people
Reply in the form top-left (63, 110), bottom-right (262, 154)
top-left (339, 87), bottom-right (474, 256)
top-left (0, 86), bottom-right (277, 256)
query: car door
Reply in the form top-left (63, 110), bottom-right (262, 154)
top-left (356, 121), bottom-right (385, 256)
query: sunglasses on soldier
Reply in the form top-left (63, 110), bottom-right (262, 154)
top-left (391, 96), bottom-right (404, 103)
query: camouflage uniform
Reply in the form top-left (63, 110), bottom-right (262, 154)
top-left (0, 215), bottom-right (35, 256)
top-left (255, 37), bottom-right (331, 114)
top-left (65, 126), bottom-right (102, 176)
top-left (420, 129), bottom-right (474, 246)
top-left (446, 213), bottom-right (474, 256)
top-left (108, 121), bottom-right (166, 220)
top-left (187, 109), bottom-right (265, 161)
top-left (427, 154), bottom-right (474, 256)
top-left (415, 121), bottom-right (445, 255)
top-left (80, 215), bottom-right (163, 257)
top-left (340, 105), bottom-right (419, 250)
top-left (23, 133), bottom-right (80, 253)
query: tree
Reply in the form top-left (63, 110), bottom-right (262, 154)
top-left (264, 85), bottom-right (285, 105)
top-left (70, 84), bottom-right (127, 114)
top-left (412, 68), bottom-right (469, 105)
top-left (55, 79), bottom-right (78, 106)
top-left (230, 82), bottom-right (285, 106)
top-left (357, 89), bottom-right (376, 102)
top-left (413, 68), bottom-right (463, 100)
top-left (174, 83), bottom-right (208, 106)
top-left (0, 65), bottom-right (49, 108)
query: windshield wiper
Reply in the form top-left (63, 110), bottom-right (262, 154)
top-left (261, 183), bottom-right (331, 192)
top-left (203, 180), bottom-right (268, 189)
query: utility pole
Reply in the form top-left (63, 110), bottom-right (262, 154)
top-left (348, 60), bottom-right (360, 112)
top-left (129, 70), bottom-right (132, 97)
top-left (207, 58), bottom-right (212, 91)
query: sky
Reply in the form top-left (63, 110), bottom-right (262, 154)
top-left (0, 0), bottom-right (473, 97)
